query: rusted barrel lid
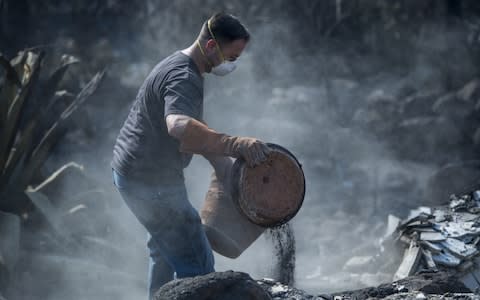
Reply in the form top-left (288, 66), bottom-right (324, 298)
top-left (231, 143), bottom-right (305, 227)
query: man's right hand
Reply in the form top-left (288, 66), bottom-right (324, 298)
top-left (228, 136), bottom-right (271, 167)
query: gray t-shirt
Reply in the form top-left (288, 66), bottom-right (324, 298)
top-left (112, 51), bottom-right (203, 183)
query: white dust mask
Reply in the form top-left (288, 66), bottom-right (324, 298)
top-left (211, 61), bottom-right (237, 76)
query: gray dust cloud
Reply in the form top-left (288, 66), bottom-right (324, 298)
top-left (3, 1), bottom-right (480, 299)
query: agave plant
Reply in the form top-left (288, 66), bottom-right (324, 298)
top-left (0, 49), bottom-right (104, 215)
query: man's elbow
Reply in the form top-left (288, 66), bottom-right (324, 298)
top-left (166, 120), bottom-right (178, 138)
top-left (166, 114), bottom-right (190, 139)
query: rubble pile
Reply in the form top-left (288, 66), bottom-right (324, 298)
top-left (310, 190), bottom-right (480, 298)
top-left (388, 190), bottom-right (480, 292)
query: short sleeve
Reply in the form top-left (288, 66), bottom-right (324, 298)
top-left (163, 72), bottom-right (203, 120)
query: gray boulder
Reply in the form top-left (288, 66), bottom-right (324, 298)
top-left (153, 271), bottom-right (272, 300)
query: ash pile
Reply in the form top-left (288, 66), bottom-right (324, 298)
top-left (151, 270), bottom-right (477, 300)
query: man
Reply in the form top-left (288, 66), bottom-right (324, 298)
top-left (111, 12), bottom-right (270, 298)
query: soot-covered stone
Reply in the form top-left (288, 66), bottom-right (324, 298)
top-left (153, 271), bottom-right (272, 300)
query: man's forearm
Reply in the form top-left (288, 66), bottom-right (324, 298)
top-left (165, 113), bottom-right (270, 167)
top-left (166, 114), bottom-right (232, 176)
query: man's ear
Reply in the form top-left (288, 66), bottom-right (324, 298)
top-left (206, 39), bottom-right (217, 50)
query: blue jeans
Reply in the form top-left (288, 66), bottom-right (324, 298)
top-left (112, 169), bottom-right (214, 299)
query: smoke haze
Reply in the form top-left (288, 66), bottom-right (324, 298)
top-left (3, 1), bottom-right (480, 298)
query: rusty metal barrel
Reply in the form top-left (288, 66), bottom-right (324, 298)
top-left (232, 143), bottom-right (305, 227)
top-left (201, 143), bottom-right (305, 258)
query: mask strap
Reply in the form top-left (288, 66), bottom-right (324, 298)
top-left (196, 40), bottom-right (213, 68)
top-left (196, 40), bottom-right (207, 57)
top-left (207, 19), bottom-right (225, 62)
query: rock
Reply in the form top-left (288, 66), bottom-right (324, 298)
top-left (153, 271), bottom-right (272, 300)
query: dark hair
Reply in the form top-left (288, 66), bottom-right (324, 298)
top-left (199, 12), bottom-right (250, 45)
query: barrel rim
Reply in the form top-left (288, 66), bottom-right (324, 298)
top-left (230, 143), bottom-right (305, 228)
